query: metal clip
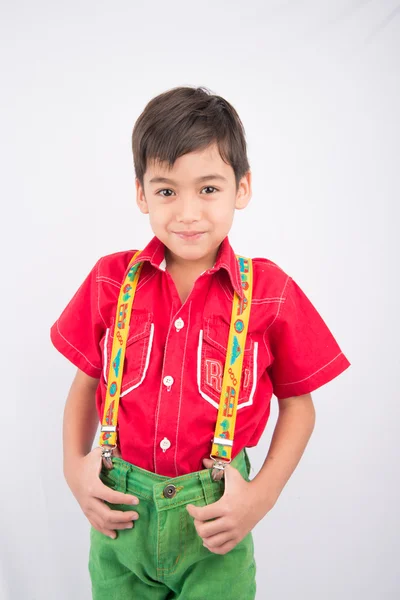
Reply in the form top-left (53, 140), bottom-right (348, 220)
top-left (211, 459), bottom-right (227, 481)
top-left (100, 445), bottom-right (116, 470)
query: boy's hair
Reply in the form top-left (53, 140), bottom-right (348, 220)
top-left (132, 86), bottom-right (250, 190)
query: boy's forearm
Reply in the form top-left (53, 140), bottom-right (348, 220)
top-left (63, 372), bottom-right (100, 476)
top-left (249, 394), bottom-right (316, 517)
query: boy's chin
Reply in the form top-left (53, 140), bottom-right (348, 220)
top-left (170, 247), bottom-right (209, 262)
top-left (165, 240), bottom-right (217, 264)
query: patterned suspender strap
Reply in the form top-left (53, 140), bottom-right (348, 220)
top-left (210, 256), bottom-right (253, 481)
top-left (98, 251), bottom-right (143, 469)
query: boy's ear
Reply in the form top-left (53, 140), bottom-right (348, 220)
top-left (235, 171), bottom-right (252, 210)
top-left (135, 178), bottom-right (149, 214)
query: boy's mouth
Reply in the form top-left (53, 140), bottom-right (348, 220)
top-left (173, 231), bottom-right (205, 240)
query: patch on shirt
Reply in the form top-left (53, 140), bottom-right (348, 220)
top-left (204, 358), bottom-right (251, 393)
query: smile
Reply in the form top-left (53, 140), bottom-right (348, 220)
top-left (174, 232), bottom-right (205, 240)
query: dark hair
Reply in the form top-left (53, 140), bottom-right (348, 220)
top-left (132, 86), bottom-right (250, 189)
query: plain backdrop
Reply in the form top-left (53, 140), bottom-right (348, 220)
top-left (1, 1), bottom-right (399, 598)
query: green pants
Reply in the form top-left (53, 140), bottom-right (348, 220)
top-left (89, 449), bottom-right (257, 599)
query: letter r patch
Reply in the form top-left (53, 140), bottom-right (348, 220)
top-left (205, 359), bottom-right (223, 392)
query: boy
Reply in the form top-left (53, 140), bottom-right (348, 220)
top-left (50, 86), bottom-right (350, 599)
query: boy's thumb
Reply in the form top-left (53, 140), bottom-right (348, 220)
top-left (202, 458), bottom-right (214, 469)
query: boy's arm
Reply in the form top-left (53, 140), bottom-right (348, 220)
top-left (249, 393), bottom-right (316, 513)
top-left (61, 368), bottom-right (140, 539)
top-left (186, 393), bottom-right (316, 554)
top-left (63, 368), bottom-right (100, 479)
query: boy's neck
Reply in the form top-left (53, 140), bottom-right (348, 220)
top-left (164, 247), bottom-right (219, 278)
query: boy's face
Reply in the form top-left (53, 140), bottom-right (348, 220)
top-left (135, 142), bottom-right (251, 269)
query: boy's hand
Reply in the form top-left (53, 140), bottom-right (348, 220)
top-left (186, 458), bottom-right (270, 555)
top-left (65, 447), bottom-right (140, 540)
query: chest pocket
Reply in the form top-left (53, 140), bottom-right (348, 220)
top-left (101, 311), bottom-right (154, 396)
top-left (197, 316), bottom-right (258, 410)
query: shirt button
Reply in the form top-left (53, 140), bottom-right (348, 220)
top-left (174, 318), bottom-right (184, 331)
top-left (163, 375), bottom-right (174, 388)
top-left (160, 437), bottom-right (171, 452)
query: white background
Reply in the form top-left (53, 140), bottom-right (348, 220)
top-left (1, 1), bottom-right (398, 598)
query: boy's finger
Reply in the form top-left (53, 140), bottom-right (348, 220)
top-left (97, 484), bottom-right (139, 506)
top-left (202, 458), bottom-right (214, 469)
top-left (186, 500), bottom-right (224, 521)
top-left (195, 517), bottom-right (229, 539)
top-left (91, 522), bottom-right (118, 539)
top-left (92, 514), bottom-right (133, 535)
top-left (91, 497), bottom-right (139, 526)
top-left (202, 531), bottom-right (234, 549)
top-left (98, 504), bottom-right (139, 524)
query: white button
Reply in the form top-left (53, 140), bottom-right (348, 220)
top-left (174, 318), bottom-right (184, 331)
top-left (163, 375), bottom-right (174, 387)
top-left (160, 437), bottom-right (171, 452)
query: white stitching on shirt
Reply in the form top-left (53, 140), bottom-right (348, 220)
top-left (96, 260), bottom-right (108, 327)
top-left (262, 329), bottom-right (271, 364)
top-left (121, 322), bottom-right (152, 388)
top-left (101, 271), bottom-right (155, 292)
top-left (56, 321), bottom-right (101, 371)
top-left (137, 270), bottom-right (157, 291)
top-left (103, 328), bottom-right (109, 382)
top-left (217, 261), bottom-right (242, 295)
top-left (127, 317), bottom-right (152, 343)
top-left (96, 279), bottom-right (120, 290)
top-left (205, 320), bottom-right (227, 353)
top-left (252, 298), bottom-right (285, 304)
top-left (253, 259), bottom-right (285, 271)
top-left (97, 260), bottom-right (158, 294)
top-left (120, 324), bottom-right (155, 396)
top-left (150, 240), bottom-right (163, 264)
top-left (237, 342), bottom-right (258, 409)
top-left (276, 352), bottom-right (345, 386)
top-left (219, 276), bottom-right (288, 305)
top-left (197, 330), bottom-right (219, 409)
top-left (265, 276), bottom-right (291, 332)
top-left (205, 318), bottom-right (253, 354)
top-left (174, 301), bottom-right (192, 477)
top-left (196, 331), bottom-right (257, 410)
top-left (217, 261), bottom-right (230, 270)
top-left (153, 303), bottom-right (174, 473)
top-left (134, 254), bottom-right (151, 262)
top-left (219, 281), bottom-right (233, 302)
top-left (96, 275), bottom-right (121, 288)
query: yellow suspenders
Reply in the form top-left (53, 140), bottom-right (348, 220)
top-left (98, 252), bottom-right (143, 466)
top-left (210, 255), bottom-right (253, 479)
top-left (99, 252), bottom-right (253, 480)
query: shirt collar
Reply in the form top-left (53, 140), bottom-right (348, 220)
top-left (131, 235), bottom-right (244, 299)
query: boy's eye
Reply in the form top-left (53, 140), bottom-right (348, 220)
top-left (158, 189), bottom-right (174, 197)
top-left (201, 186), bottom-right (218, 194)
top-left (157, 186), bottom-right (218, 197)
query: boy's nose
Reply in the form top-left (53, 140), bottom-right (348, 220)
top-left (176, 197), bottom-right (202, 223)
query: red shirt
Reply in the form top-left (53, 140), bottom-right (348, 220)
top-left (50, 236), bottom-right (350, 477)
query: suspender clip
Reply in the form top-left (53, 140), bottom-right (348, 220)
top-left (100, 444), bottom-right (117, 470)
top-left (210, 455), bottom-right (231, 481)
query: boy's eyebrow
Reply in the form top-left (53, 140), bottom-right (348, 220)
top-left (149, 174), bottom-right (228, 185)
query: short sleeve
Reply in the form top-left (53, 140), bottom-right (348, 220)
top-left (50, 259), bottom-right (105, 378)
top-left (268, 277), bottom-right (350, 399)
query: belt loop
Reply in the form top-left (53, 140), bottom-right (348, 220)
top-left (118, 463), bottom-right (129, 494)
top-left (199, 470), bottom-right (213, 505)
